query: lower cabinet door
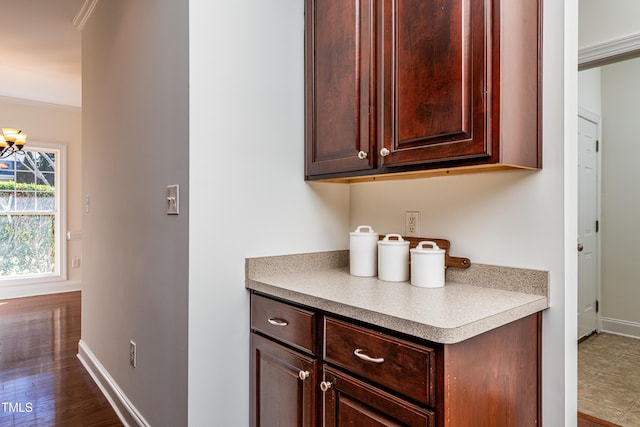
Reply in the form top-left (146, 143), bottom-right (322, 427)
top-left (322, 366), bottom-right (434, 427)
top-left (251, 333), bottom-right (319, 427)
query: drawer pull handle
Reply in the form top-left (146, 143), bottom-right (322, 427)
top-left (354, 348), bottom-right (385, 364)
top-left (267, 317), bottom-right (289, 327)
top-left (298, 370), bottom-right (310, 381)
top-left (320, 381), bottom-right (332, 392)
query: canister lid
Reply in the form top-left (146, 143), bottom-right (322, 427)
top-left (350, 225), bottom-right (378, 236)
top-left (410, 240), bottom-right (445, 253)
top-left (377, 233), bottom-right (409, 246)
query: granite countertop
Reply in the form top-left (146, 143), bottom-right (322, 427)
top-left (246, 251), bottom-right (549, 344)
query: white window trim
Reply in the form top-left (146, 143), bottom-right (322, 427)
top-left (0, 142), bottom-right (67, 288)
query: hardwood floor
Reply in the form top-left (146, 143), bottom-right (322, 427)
top-left (579, 411), bottom-right (622, 427)
top-left (0, 291), bottom-right (122, 426)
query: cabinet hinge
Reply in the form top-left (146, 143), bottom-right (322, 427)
top-left (595, 220), bottom-right (599, 233)
top-left (596, 300), bottom-right (599, 313)
top-left (596, 140), bottom-right (600, 152)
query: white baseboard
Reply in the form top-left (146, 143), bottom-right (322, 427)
top-left (0, 280), bottom-right (81, 300)
top-left (77, 340), bottom-right (150, 427)
top-left (601, 317), bottom-right (640, 340)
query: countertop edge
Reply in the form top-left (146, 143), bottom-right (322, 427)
top-left (246, 278), bottom-right (548, 344)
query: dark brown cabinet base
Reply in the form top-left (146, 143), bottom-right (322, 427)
top-left (323, 366), bottom-right (435, 427)
top-left (250, 333), bottom-right (319, 427)
top-left (441, 312), bottom-right (541, 426)
top-left (250, 292), bottom-right (541, 427)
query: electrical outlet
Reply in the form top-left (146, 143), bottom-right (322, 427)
top-left (71, 258), bottom-right (81, 269)
top-left (129, 341), bottom-right (137, 368)
top-left (405, 211), bottom-right (420, 237)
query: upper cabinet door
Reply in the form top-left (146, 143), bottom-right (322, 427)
top-left (305, 0), bottom-right (377, 178)
top-left (305, 0), bottom-right (541, 181)
top-left (379, 0), bottom-right (489, 167)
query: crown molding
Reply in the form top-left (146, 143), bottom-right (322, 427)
top-left (579, 33), bottom-right (640, 70)
top-left (73, 0), bottom-right (100, 31)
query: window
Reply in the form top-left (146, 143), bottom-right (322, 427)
top-left (0, 145), bottom-right (64, 283)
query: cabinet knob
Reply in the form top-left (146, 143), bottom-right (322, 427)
top-left (357, 151), bottom-right (368, 160)
top-left (380, 147), bottom-right (390, 157)
top-left (298, 370), bottom-right (310, 381)
top-left (320, 381), bottom-right (332, 392)
top-left (577, 243), bottom-right (584, 252)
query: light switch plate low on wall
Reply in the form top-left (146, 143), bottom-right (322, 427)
top-left (167, 185), bottom-right (179, 215)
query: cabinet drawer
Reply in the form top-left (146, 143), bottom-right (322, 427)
top-left (322, 365), bottom-right (434, 427)
top-left (324, 317), bottom-right (436, 406)
top-left (251, 294), bottom-right (317, 354)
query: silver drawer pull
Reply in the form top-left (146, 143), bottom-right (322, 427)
top-left (267, 317), bottom-right (289, 327)
top-left (353, 348), bottom-right (385, 364)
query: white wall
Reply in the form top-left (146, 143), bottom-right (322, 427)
top-left (0, 97), bottom-right (82, 297)
top-left (188, 1), bottom-right (576, 427)
top-left (188, 1), bottom-right (350, 425)
top-left (579, 0), bottom-right (640, 48)
top-left (578, 68), bottom-right (602, 116)
top-left (600, 57), bottom-right (640, 330)
top-left (350, 0), bottom-right (578, 424)
top-left (81, 1), bottom-right (189, 425)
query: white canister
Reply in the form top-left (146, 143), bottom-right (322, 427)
top-left (377, 234), bottom-right (410, 282)
top-left (349, 225), bottom-right (379, 277)
top-left (410, 241), bottom-right (446, 288)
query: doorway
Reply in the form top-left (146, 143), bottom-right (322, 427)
top-left (578, 54), bottom-right (640, 425)
top-left (577, 109), bottom-right (600, 341)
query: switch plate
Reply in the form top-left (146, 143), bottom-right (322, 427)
top-left (166, 185), bottom-right (179, 215)
top-left (129, 341), bottom-right (137, 368)
top-left (405, 211), bottom-right (420, 237)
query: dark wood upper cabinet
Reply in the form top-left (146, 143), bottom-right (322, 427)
top-left (380, 0), bottom-right (488, 166)
top-left (305, 0), bottom-right (377, 176)
top-left (305, 0), bottom-right (542, 182)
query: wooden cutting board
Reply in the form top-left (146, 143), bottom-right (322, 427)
top-left (379, 235), bottom-right (470, 269)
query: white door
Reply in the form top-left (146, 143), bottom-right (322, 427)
top-left (577, 112), bottom-right (599, 340)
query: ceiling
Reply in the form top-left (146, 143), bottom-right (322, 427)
top-left (0, 0), bottom-right (85, 107)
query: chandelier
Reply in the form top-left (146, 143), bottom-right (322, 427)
top-left (0, 128), bottom-right (27, 159)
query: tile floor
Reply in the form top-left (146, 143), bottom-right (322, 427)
top-left (579, 332), bottom-right (640, 426)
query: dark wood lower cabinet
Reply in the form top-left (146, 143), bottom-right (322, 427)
top-left (250, 292), bottom-right (541, 427)
top-left (322, 366), bottom-right (435, 427)
top-left (442, 312), bottom-right (541, 426)
top-left (250, 333), bottom-right (319, 427)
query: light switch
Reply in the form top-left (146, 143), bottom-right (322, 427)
top-left (166, 185), bottom-right (179, 215)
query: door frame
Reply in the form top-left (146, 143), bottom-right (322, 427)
top-left (577, 106), bottom-right (602, 336)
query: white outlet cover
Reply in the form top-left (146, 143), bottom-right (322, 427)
top-left (405, 211), bottom-right (420, 237)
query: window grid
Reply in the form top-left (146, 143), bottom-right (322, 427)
top-left (0, 147), bottom-right (60, 278)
